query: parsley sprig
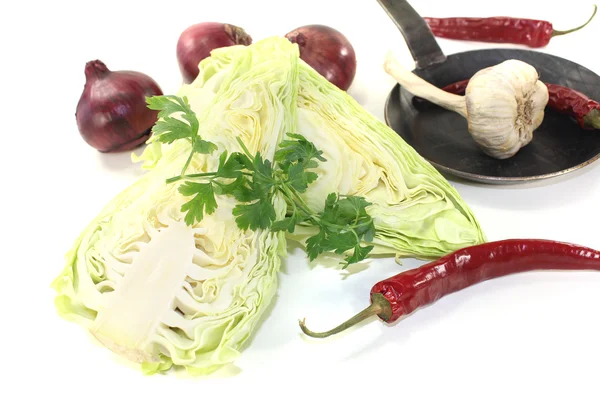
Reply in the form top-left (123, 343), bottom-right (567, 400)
top-left (146, 95), bottom-right (376, 268)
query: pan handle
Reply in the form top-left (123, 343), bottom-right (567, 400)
top-left (376, 0), bottom-right (446, 69)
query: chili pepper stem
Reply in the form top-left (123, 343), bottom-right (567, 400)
top-left (583, 108), bottom-right (600, 129)
top-left (299, 293), bottom-right (393, 339)
top-left (552, 5), bottom-right (597, 37)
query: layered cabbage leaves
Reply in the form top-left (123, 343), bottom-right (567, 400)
top-left (52, 37), bottom-right (486, 376)
top-left (172, 39), bottom-right (486, 259)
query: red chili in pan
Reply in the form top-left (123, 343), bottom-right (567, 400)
top-left (424, 5), bottom-right (597, 48)
top-left (413, 79), bottom-right (600, 130)
top-left (299, 239), bottom-right (600, 338)
top-left (546, 84), bottom-right (600, 129)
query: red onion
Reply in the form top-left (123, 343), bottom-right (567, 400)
top-left (75, 60), bottom-right (163, 153)
top-left (285, 24), bottom-right (357, 91)
top-left (176, 22), bottom-right (252, 84)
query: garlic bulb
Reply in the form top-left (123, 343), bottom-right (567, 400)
top-left (383, 54), bottom-right (549, 159)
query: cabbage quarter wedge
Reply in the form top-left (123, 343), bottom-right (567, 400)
top-left (178, 44), bottom-right (486, 260)
top-left (51, 38), bottom-right (297, 375)
top-left (289, 62), bottom-right (486, 258)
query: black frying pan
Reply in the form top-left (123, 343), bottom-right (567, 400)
top-left (378, 0), bottom-right (600, 184)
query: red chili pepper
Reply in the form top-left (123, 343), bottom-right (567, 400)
top-left (298, 239), bottom-right (600, 338)
top-left (424, 5), bottom-right (597, 48)
top-left (437, 79), bottom-right (470, 96)
top-left (413, 79), bottom-right (600, 130)
top-left (546, 84), bottom-right (600, 129)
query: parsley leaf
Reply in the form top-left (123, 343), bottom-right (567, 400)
top-left (146, 95), bottom-right (192, 118)
top-left (233, 200), bottom-right (276, 230)
top-left (275, 132), bottom-right (326, 167)
top-left (344, 244), bottom-right (375, 267)
top-left (194, 139), bottom-right (218, 154)
top-left (271, 211), bottom-right (308, 233)
top-left (306, 228), bottom-right (327, 261)
top-left (319, 192), bottom-right (341, 224)
top-left (275, 133), bottom-right (326, 194)
top-left (146, 95), bottom-right (200, 145)
top-left (216, 151), bottom-right (251, 178)
top-left (287, 162), bottom-right (319, 193)
top-left (231, 161), bottom-right (277, 230)
top-left (251, 152), bottom-right (275, 192)
top-left (178, 182), bottom-right (218, 226)
top-left (336, 196), bottom-right (373, 232)
top-left (325, 231), bottom-right (357, 254)
top-left (146, 98), bottom-right (379, 269)
top-left (152, 117), bottom-right (196, 144)
top-left (214, 175), bottom-right (255, 202)
top-left (304, 193), bottom-right (375, 268)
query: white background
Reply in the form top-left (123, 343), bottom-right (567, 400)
top-left (2, 0), bottom-right (600, 399)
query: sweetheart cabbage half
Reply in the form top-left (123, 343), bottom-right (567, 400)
top-left (52, 37), bottom-right (297, 375)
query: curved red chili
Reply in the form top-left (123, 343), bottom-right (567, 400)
top-left (413, 80), bottom-right (600, 130)
top-left (424, 6), bottom-right (597, 48)
top-left (299, 239), bottom-right (600, 338)
top-left (546, 84), bottom-right (600, 130)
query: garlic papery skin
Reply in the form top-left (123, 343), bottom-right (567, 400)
top-left (465, 60), bottom-right (549, 159)
top-left (383, 54), bottom-right (549, 160)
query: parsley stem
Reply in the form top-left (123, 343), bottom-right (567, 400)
top-left (180, 145), bottom-right (195, 177)
top-left (278, 185), bottom-right (313, 218)
top-left (234, 137), bottom-right (275, 186)
top-left (343, 219), bottom-right (374, 230)
top-left (285, 183), bottom-right (315, 215)
top-left (285, 189), bottom-right (299, 216)
top-left (282, 188), bottom-right (371, 235)
top-left (279, 183), bottom-right (369, 234)
top-left (323, 218), bottom-right (373, 232)
top-left (353, 208), bottom-right (360, 226)
top-left (166, 171), bottom-right (253, 184)
top-left (236, 137), bottom-right (254, 160)
top-left (166, 172), bottom-right (216, 184)
top-left (280, 183), bottom-right (372, 232)
top-left (351, 228), bottom-right (360, 244)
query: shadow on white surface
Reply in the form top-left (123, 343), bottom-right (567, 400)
top-left (96, 146), bottom-right (149, 178)
top-left (446, 161), bottom-right (600, 212)
top-left (285, 239), bottom-right (383, 278)
top-left (171, 364), bottom-right (242, 380)
top-left (447, 158), bottom-right (600, 190)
